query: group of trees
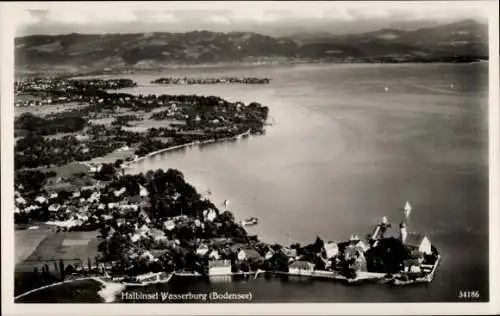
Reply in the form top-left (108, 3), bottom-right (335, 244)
top-left (111, 114), bottom-right (142, 127)
top-left (365, 237), bottom-right (410, 274)
top-left (15, 112), bottom-right (86, 135)
top-left (15, 169), bottom-right (56, 194)
top-left (15, 134), bottom-right (122, 169)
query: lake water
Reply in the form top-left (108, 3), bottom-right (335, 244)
top-left (21, 63), bottom-right (488, 303)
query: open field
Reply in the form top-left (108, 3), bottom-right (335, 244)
top-left (18, 231), bottom-right (100, 269)
top-left (89, 145), bottom-right (138, 164)
top-left (15, 102), bottom-right (85, 118)
top-left (39, 161), bottom-right (91, 179)
top-left (15, 226), bottom-right (54, 265)
top-left (88, 117), bottom-right (115, 125)
top-left (121, 118), bottom-right (183, 133)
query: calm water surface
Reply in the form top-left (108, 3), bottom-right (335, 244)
top-left (27, 63), bottom-right (487, 303)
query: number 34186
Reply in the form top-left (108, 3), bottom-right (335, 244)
top-left (458, 290), bottom-right (480, 299)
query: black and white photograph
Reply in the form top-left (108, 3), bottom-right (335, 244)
top-left (1, 1), bottom-right (499, 314)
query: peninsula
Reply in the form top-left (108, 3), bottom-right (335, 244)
top-left (14, 76), bottom-right (440, 301)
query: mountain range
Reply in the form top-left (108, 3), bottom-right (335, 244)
top-left (15, 19), bottom-right (488, 74)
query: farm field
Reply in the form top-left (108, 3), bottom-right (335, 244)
top-left (16, 230), bottom-right (100, 272)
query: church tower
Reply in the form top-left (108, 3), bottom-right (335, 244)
top-left (399, 221), bottom-right (408, 243)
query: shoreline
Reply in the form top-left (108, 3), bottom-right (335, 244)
top-left (15, 256), bottom-right (441, 302)
top-left (18, 60), bottom-right (490, 79)
top-left (123, 129), bottom-right (251, 168)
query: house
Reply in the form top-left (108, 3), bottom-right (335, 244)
top-left (150, 229), bottom-right (167, 241)
top-left (90, 165), bottom-right (102, 173)
top-left (208, 260), bottom-right (231, 276)
top-left (404, 234), bottom-right (432, 256)
top-left (203, 209), bottom-right (217, 222)
top-left (208, 250), bottom-right (220, 260)
top-left (138, 224), bottom-right (150, 235)
top-left (237, 249), bottom-right (246, 261)
top-left (343, 245), bottom-right (368, 272)
top-left (120, 204), bottom-right (139, 212)
top-left (238, 249), bottom-right (263, 262)
top-left (324, 242), bottom-right (339, 259)
top-left (196, 244), bottom-right (210, 256)
top-left (163, 220), bottom-right (175, 231)
top-left (403, 259), bottom-right (422, 273)
top-left (141, 251), bottom-right (156, 262)
top-left (288, 261), bottom-right (315, 275)
top-left (108, 202), bottom-right (118, 209)
top-left (48, 203), bottom-right (61, 213)
top-left (399, 222), bottom-right (432, 256)
top-left (139, 184), bottom-right (149, 197)
top-left (130, 233), bottom-right (142, 243)
top-left (265, 249), bottom-right (275, 260)
top-left (88, 192), bottom-right (100, 203)
top-left (101, 214), bottom-right (113, 221)
top-left (107, 227), bottom-right (116, 238)
top-left (281, 247), bottom-right (298, 258)
top-left (49, 192), bottom-right (58, 199)
top-left (35, 196), bottom-right (48, 204)
top-left (75, 134), bottom-right (89, 141)
top-left (139, 210), bottom-right (151, 223)
top-left (24, 205), bottom-right (41, 213)
top-left (15, 197), bottom-right (27, 205)
top-left (114, 187), bottom-right (126, 197)
top-left (72, 191), bottom-right (81, 198)
top-left (347, 235), bottom-right (369, 252)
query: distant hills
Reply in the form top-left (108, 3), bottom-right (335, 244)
top-left (15, 19), bottom-right (488, 74)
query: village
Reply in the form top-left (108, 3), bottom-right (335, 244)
top-left (151, 77), bottom-right (271, 85)
top-left (15, 158), bottom-right (440, 293)
top-left (15, 77), bottom-right (137, 107)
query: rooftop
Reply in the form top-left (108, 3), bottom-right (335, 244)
top-left (208, 260), bottom-right (231, 268)
top-left (289, 261), bottom-right (315, 270)
top-left (404, 233), bottom-right (428, 247)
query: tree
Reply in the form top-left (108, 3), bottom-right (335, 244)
top-left (114, 159), bottom-right (124, 168)
top-left (313, 236), bottom-right (325, 253)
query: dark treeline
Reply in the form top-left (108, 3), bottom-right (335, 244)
top-left (15, 134), bottom-right (122, 169)
top-left (15, 112), bottom-right (86, 136)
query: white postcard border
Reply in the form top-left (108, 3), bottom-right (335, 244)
top-left (1, 1), bottom-right (499, 315)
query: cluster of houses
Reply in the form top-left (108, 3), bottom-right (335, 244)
top-left (151, 77), bottom-right (271, 85)
top-left (16, 174), bottom-right (434, 280)
top-left (14, 77), bottom-right (136, 108)
top-left (283, 215), bottom-right (433, 278)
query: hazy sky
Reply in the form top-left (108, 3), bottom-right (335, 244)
top-left (12, 1), bottom-right (489, 37)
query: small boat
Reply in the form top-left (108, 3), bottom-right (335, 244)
top-left (240, 217), bottom-right (258, 226)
